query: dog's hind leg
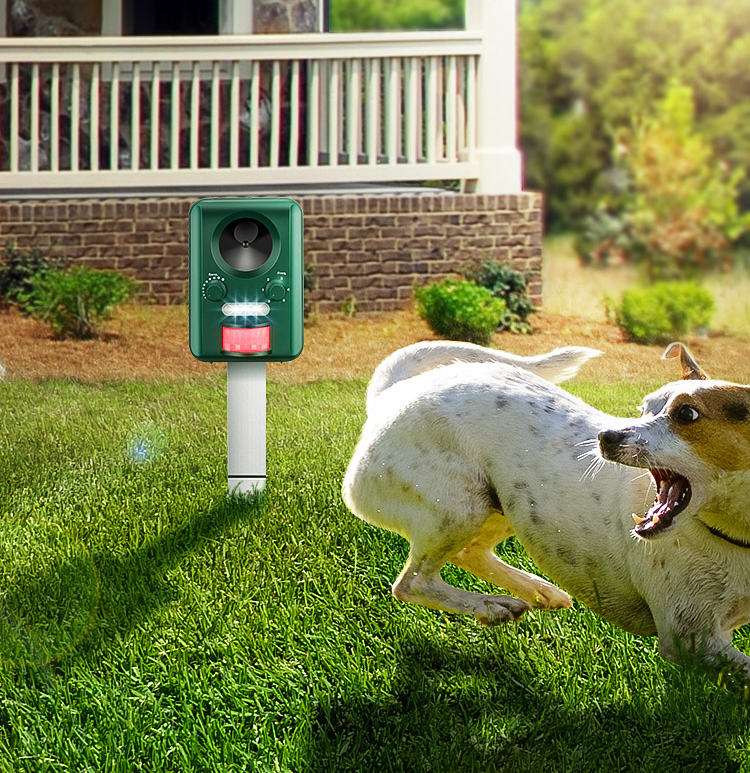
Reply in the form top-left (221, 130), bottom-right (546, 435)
top-left (392, 546), bottom-right (530, 626)
top-left (450, 511), bottom-right (572, 610)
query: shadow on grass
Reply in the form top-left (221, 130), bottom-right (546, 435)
top-left (304, 635), bottom-right (748, 773)
top-left (0, 494), bottom-right (263, 668)
top-left (88, 493), bottom-right (264, 650)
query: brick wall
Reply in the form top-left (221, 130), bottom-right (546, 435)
top-left (0, 191), bottom-right (543, 313)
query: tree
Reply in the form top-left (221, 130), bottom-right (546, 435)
top-left (519, 0), bottom-right (750, 228)
top-left (329, 0), bottom-right (463, 31)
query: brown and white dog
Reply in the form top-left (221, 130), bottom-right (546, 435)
top-left (342, 341), bottom-right (750, 682)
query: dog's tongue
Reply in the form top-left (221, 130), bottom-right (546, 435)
top-left (655, 477), bottom-right (687, 515)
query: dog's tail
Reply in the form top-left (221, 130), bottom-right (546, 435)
top-left (366, 341), bottom-right (601, 412)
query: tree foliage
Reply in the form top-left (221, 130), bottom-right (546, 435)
top-left (520, 0), bottom-right (750, 228)
top-left (330, 0), bottom-right (462, 31)
top-left (621, 82), bottom-right (750, 277)
top-left (578, 83), bottom-right (750, 279)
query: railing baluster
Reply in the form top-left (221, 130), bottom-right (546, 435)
top-left (436, 57), bottom-right (445, 161)
top-left (416, 57), bottom-right (424, 162)
top-left (289, 60), bottom-right (300, 168)
top-left (171, 62), bottom-right (181, 170)
top-left (230, 61), bottom-right (240, 168)
top-left (51, 63), bottom-right (60, 171)
top-left (131, 61), bottom-right (141, 169)
top-left (466, 55), bottom-right (477, 157)
top-left (270, 60), bottom-right (281, 167)
top-left (9, 64), bottom-right (19, 172)
top-left (307, 60), bottom-right (319, 167)
top-left (385, 57), bottom-right (401, 164)
top-left (346, 59), bottom-right (361, 165)
top-left (445, 56), bottom-right (457, 163)
top-left (425, 57), bottom-right (437, 163)
top-left (151, 62), bottom-right (161, 169)
top-left (365, 58), bottom-right (380, 165)
top-left (249, 60), bottom-right (260, 167)
top-left (405, 57), bottom-right (419, 165)
top-left (190, 61), bottom-right (200, 169)
top-left (456, 57), bottom-right (466, 159)
top-left (210, 61), bottom-right (220, 169)
top-left (110, 61), bottom-right (120, 171)
top-left (30, 63), bottom-right (40, 171)
top-left (90, 63), bottom-right (100, 171)
top-left (71, 62), bottom-right (80, 171)
top-left (327, 59), bottom-right (340, 167)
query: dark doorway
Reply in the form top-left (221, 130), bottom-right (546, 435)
top-left (123, 0), bottom-right (219, 35)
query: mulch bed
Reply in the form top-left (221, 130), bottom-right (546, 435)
top-left (1, 304), bottom-right (748, 386)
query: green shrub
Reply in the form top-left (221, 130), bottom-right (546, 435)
top-left (0, 241), bottom-right (65, 307)
top-left (610, 281), bottom-right (715, 344)
top-left (414, 279), bottom-right (507, 346)
top-left (23, 267), bottom-right (139, 340)
top-left (463, 260), bottom-right (537, 334)
top-left (584, 83), bottom-right (750, 280)
top-left (574, 209), bottom-right (634, 267)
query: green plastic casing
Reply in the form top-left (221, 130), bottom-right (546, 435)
top-left (189, 197), bottom-right (304, 363)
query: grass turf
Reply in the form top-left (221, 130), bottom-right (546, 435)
top-left (0, 375), bottom-right (749, 772)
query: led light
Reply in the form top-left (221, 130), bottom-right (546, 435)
top-left (221, 302), bottom-right (271, 317)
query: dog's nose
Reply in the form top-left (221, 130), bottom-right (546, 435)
top-left (598, 429), bottom-right (625, 456)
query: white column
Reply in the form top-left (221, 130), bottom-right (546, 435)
top-left (102, 0), bottom-right (123, 34)
top-left (227, 362), bottom-right (266, 495)
top-left (465, 0), bottom-right (523, 193)
top-left (220, 0), bottom-right (254, 33)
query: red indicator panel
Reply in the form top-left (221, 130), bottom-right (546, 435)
top-left (222, 325), bottom-right (271, 353)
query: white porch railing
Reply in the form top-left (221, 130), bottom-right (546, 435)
top-left (0, 0), bottom-right (521, 194)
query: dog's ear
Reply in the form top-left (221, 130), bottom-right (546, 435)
top-left (662, 342), bottom-right (709, 380)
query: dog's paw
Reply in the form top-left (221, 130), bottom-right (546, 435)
top-left (476, 596), bottom-right (530, 626)
top-left (531, 582), bottom-right (572, 610)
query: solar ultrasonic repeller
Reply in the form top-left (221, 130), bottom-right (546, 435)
top-left (189, 197), bottom-right (304, 494)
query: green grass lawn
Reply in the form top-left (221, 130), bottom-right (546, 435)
top-left (0, 375), bottom-right (750, 772)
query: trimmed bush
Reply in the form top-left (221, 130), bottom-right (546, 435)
top-left (0, 241), bottom-right (65, 307)
top-left (23, 267), bottom-right (139, 340)
top-left (414, 279), bottom-right (507, 346)
top-left (610, 281), bottom-right (715, 344)
top-left (463, 260), bottom-right (537, 334)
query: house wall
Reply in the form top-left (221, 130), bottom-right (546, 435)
top-left (0, 192), bottom-right (543, 313)
top-left (5, 0), bottom-right (319, 35)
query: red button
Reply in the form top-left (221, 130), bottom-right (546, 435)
top-left (222, 325), bottom-right (271, 353)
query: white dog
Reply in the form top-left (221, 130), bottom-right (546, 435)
top-left (342, 341), bottom-right (750, 682)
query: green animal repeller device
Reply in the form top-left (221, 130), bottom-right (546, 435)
top-left (189, 197), bottom-right (304, 494)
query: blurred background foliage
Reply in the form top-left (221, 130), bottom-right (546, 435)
top-left (330, 0), bottom-right (463, 31)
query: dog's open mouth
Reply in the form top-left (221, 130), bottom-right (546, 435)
top-left (633, 469), bottom-right (692, 538)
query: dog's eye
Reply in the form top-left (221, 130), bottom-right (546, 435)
top-left (675, 404), bottom-right (700, 424)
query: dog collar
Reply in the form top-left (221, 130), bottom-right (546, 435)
top-left (703, 522), bottom-right (750, 550)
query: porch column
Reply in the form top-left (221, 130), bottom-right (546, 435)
top-left (465, 0), bottom-right (523, 193)
top-left (220, 0), bottom-right (253, 33)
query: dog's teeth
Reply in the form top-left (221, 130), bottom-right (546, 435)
top-left (632, 513), bottom-right (646, 526)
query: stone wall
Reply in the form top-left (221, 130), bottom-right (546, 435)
top-left (0, 191), bottom-right (543, 313)
top-left (254, 0), bottom-right (320, 32)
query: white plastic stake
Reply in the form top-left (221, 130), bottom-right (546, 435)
top-left (227, 361), bottom-right (266, 494)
